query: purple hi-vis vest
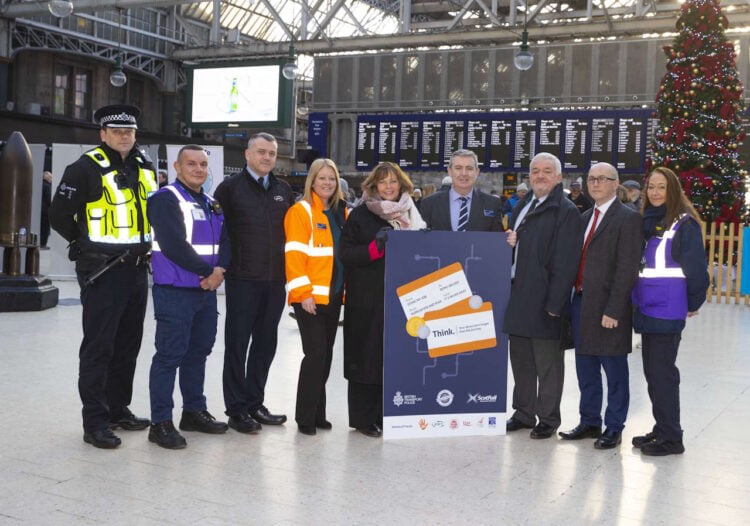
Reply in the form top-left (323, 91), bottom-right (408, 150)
top-left (151, 183), bottom-right (223, 288)
top-left (632, 215), bottom-right (688, 320)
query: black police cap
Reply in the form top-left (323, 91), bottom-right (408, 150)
top-left (94, 104), bottom-right (140, 129)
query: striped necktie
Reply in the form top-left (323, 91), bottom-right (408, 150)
top-left (457, 196), bottom-right (469, 231)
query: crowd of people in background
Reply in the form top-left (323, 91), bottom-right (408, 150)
top-left (48, 104), bottom-right (709, 457)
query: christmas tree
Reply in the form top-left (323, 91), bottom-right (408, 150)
top-left (649, 0), bottom-right (746, 223)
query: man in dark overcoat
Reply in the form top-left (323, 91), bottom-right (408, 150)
top-left (503, 152), bottom-right (582, 439)
top-left (559, 162), bottom-right (643, 449)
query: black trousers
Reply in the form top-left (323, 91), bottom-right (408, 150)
top-left (76, 265), bottom-right (148, 433)
top-left (348, 381), bottom-right (382, 429)
top-left (292, 294), bottom-right (342, 426)
top-left (641, 332), bottom-right (683, 441)
top-left (222, 278), bottom-right (286, 416)
top-left (508, 335), bottom-right (565, 428)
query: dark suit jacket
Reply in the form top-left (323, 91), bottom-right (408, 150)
top-left (577, 199), bottom-right (643, 356)
top-left (502, 183), bottom-right (582, 339)
top-left (419, 188), bottom-right (503, 232)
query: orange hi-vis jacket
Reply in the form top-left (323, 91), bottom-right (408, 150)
top-left (284, 192), bottom-right (347, 305)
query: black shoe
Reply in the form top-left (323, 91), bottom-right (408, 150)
top-left (250, 405), bottom-right (287, 425)
top-left (357, 424), bottom-right (382, 438)
top-left (316, 420), bottom-right (333, 430)
top-left (530, 422), bottom-right (556, 439)
top-left (179, 410), bottom-right (228, 434)
top-left (559, 423), bottom-right (602, 440)
top-left (506, 417), bottom-right (534, 432)
top-left (594, 429), bottom-right (622, 449)
top-left (110, 407), bottom-right (150, 431)
top-left (632, 431), bottom-right (658, 448)
top-left (83, 428), bottom-right (121, 449)
top-left (227, 413), bottom-right (262, 434)
top-left (148, 421), bottom-right (187, 449)
top-left (640, 437), bottom-right (685, 456)
top-left (298, 424), bottom-right (317, 436)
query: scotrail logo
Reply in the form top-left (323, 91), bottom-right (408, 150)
top-left (467, 393), bottom-right (498, 404)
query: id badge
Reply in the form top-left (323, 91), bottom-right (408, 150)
top-left (192, 208), bottom-right (207, 220)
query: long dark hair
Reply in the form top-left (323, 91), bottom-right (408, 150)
top-left (643, 167), bottom-right (701, 227)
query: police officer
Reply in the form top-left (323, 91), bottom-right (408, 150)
top-left (49, 104), bottom-right (157, 449)
top-left (146, 145), bottom-right (229, 449)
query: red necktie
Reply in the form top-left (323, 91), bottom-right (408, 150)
top-left (574, 208), bottom-right (600, 293)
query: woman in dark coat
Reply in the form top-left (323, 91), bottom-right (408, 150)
top-left (340, 162), bottom-right (425, 437)
top-left (631, 167), bottom-right (709, 456)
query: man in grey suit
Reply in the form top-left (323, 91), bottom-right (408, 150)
top-left (503, 152), bottom-right (582, 439)
top-left (559, 162), bottom-right (642, 449)
top-left (419, 149), bottom-right (503, 232)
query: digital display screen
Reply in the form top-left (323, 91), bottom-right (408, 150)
top-left (617, 117), bottom-right (644, 171)
top-left (443, 120), bottom-right (465, 167)
top-left (188, 62), bottom-right (289, 127)
top-left (538, 119), bottom-right (563, 159)
top-left (564, 118), bottom-right (588, 170)
top-left (514, 119), bottom-right (537, 169)
top-left (590, 117), bottom-right (616, 165)
top-left (399, 121), bottom-right (420, 168)
top-left (348, 110), bottom-right (651, 173)
top-left (356, 121), bottom-right (377, 169)
top-left (488, 119), bottom-right (513, 170)
top-left (378, 121), bottom-right (398, 164)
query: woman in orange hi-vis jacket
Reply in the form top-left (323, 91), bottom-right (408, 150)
top-left (284, 158), bottom-right (348, 436)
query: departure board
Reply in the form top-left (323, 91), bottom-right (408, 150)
top-left (355, 121), bottom-right (377, 169)
top-left (466, 120), bottom-right (488, 168)
top-left (538, 119), bottom-right (563, 159)
top-left (443, 120), bottom-right (465, 166)
top-left (488, 119), bottom-right (513, 170)
top-left (590, 117), bottom-right (616, 165)
top-left (399, 120), bottom-right (420, 168)
top-left (616, 117), bottom-right (644, 171)
top-left (345, 110), bottom-right (652, 172)
top-left (514, 119), bottom-right (536, 169)
top-left (564, 118), bottom-right (588, 170)
top-left (378, 121), bottom-right (398, 164)
top-left (421, 121), bottom-right (442, 168)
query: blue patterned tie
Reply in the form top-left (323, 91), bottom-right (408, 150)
top-left (457, 196), bottom-right (468, 231)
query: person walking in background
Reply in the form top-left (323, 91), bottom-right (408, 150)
top-left (567, 180), bottom-right (593, 214)
top-left (631, 166), bottom-right (709, 456)
top-left (284, 159), bottom-right (347, 436)
top-left (40, 171), bottom-right (52, 248)
top-left (340, 162), bottom-right (425, 438)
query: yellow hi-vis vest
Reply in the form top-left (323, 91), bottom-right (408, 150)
top-left (84, 147), bottom-right (158, 244)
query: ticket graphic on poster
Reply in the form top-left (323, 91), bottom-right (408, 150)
top-left (383, 230), bottom-right (511, 439)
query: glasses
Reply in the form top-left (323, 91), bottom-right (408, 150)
top-left (587, 176), bottom-right (617, 185)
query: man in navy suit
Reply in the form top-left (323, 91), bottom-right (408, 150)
top-left (419, 149), bottom-right (503, 232)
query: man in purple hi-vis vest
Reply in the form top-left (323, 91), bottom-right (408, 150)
top-left (146, 145), bottom-right (230, 449)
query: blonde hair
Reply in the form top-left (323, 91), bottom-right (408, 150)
top-left (361, 162), bottom-right (414, 198)
top-left (422, 183), bottom-right (436, 197)
top-left (303, 158), bottom-right (344, 209)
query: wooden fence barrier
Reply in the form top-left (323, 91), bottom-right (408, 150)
top-left (704, 222), bottom-right (748, 305)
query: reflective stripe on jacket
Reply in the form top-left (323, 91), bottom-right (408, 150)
top-left (84, 147), bottom-right (158, 244)
top-left (632, 215), bottom-right (688, 320)
top-left (284, 193), bottom-right (347, 305)
top-left (151, 183), bottom-right (223, 288)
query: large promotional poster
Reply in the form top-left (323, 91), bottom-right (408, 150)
top-left (383, 230), bottom-right (511, 439)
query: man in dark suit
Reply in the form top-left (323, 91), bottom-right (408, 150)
top-left (503, 152), bottom-right (582, 439)
top-left (419, 149), bottom-right (503, 232)
top-left (559, 162), bottom-right (642, 449)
